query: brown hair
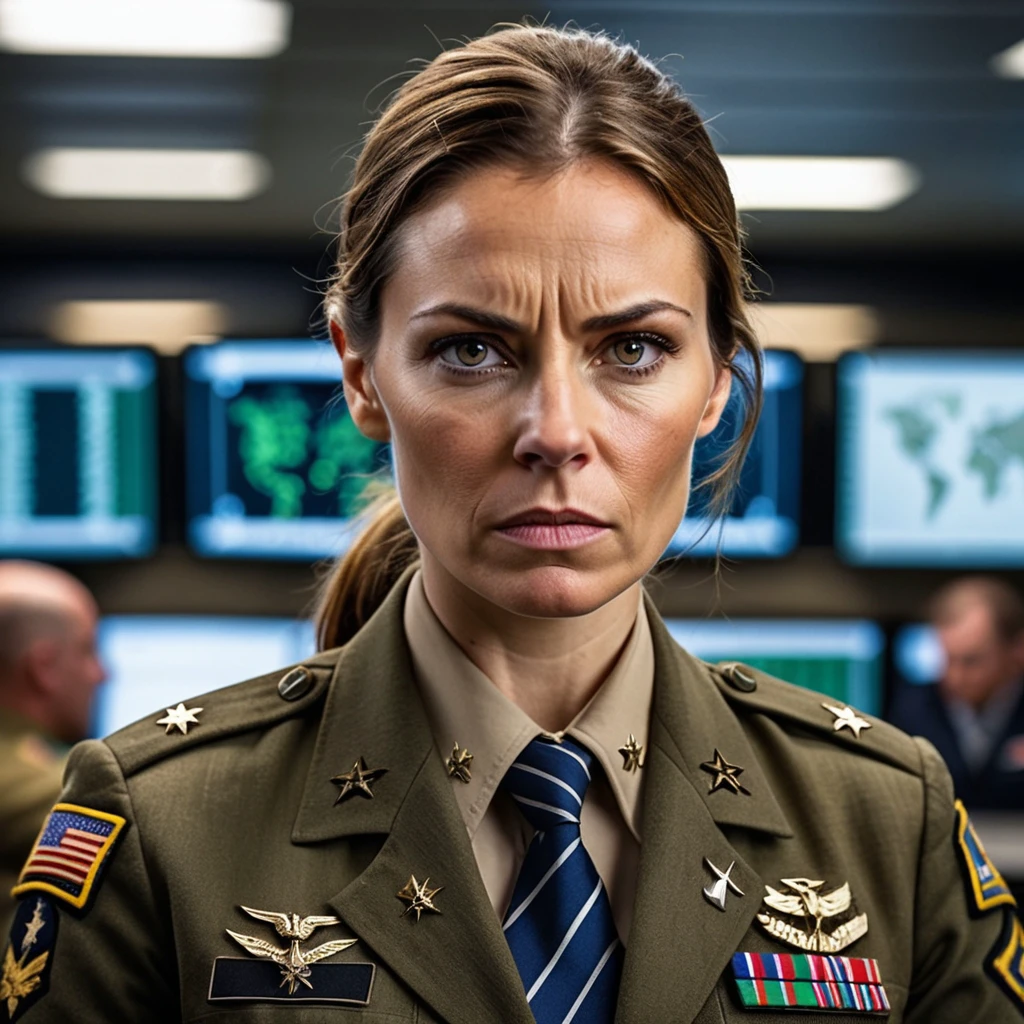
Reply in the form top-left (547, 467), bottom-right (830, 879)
top-left (929, 576), bottom-right (1024, 644)
top-left (316, 23), bottom-right (763, 649)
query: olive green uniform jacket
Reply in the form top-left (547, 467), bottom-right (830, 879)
top-left (7, 577), bottom-right (1023, 1023)
top-left (0, 711), bottom-right (64, 934)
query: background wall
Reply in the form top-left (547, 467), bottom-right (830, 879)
top-left (2, 2), bottom-right (1023, 685)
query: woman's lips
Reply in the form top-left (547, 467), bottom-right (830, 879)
top-left (494, 523), bottom-right (610, 549)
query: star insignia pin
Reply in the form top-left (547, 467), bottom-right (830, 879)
top-left (155, 703), bottom-right (203, 736)
top-left (617, 733), bottom-right (645, 773)
top-left (703, 857), bottom-right (744, 911)
top-left (445, 742), bottom-right (474, 784)
top-left (699, 748), bottom-right (751, 795)
top-left (823, 703), bottom-right (872, 739)
top-left (396, 876), bottom-right (442, 921)
top-left (331, 757), bottom-right (389, 803)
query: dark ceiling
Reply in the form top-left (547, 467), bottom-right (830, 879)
top-left (0, 0), bottom-right (1022, 253)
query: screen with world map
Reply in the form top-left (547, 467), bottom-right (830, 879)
top-left (185, 340), bottom-right (390, 559)
top-left (836, 351), bottom-right (1024, 566)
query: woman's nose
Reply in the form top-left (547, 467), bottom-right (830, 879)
top-left (512, 368), bottom-right (595, 470)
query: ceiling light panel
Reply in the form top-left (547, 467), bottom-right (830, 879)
top-left (748, 304), bottom-right (879, 363)
top-left (0, 0), bottom-right (291, 58)
top-left (722, 156), bottom-right (920, 211)
top-left (991, 38), bottom-right (1024, 78)
top-left (49, 300), bottom-right (227, 354)
top-left (24, 148), bottom-right (271, 201)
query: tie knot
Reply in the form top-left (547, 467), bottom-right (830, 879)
top-left (501, 736), bottom-right (593, 830)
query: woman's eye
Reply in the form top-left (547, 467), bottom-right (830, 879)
top-left (439, 338), bottom-right (505, 370)
top-left (609, 336), bottom-right (662, 369)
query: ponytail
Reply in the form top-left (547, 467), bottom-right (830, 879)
top-left (314, 487), bottom-right (419, 650)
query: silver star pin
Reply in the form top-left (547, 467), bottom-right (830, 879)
top-left (703, 857), bottom-right (744, 911)
top-left (156, 703), bottom-right (204, 736)
top-left (822, 703), bottom-right (871, 739)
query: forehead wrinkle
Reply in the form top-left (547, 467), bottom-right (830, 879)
top-left (393, 163), bottom-right (708, 338)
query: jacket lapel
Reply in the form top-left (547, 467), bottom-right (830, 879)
top-left (292, 573), bottom-right (532, 1024)
top-left (616, 600), bottom-right (794, 1024)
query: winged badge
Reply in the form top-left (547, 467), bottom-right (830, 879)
top-left (758, 877), bottom-right (868, 953)
top-left (226, 906), bottom-right (358, 995)
top-left (1, 943), bottom-right (50, 1018)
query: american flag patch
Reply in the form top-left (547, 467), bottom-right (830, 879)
top-left (732, 952), bottom-right (890, 1014)
top-left (12, 803), bottom-right (126, 911)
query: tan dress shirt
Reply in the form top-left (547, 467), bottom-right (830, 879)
top-left (403, 570), bottom-right (654, 943)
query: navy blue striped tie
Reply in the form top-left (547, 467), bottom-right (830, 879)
top-left (500, 736), bottom-right (623, 1023)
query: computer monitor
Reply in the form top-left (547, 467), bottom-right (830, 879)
top-left (93, 615), bottom-right (317, 737)
top-left (185, 340), bottom-right (390, 559)
top-left (0, 348), bottom-right (157, 558)
top-left (892, 624), bottom-right (944, 686)
top-left (837, 350), bottom-right (1024, 566)
top-left (666, 349), bottom-right (803, 558)
top-left (665, 618), bottom-right (885, 715)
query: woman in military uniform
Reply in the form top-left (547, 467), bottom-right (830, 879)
top-left (5, 24), bottom-right (1021, 1024)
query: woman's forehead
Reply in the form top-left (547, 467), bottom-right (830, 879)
top-left (390, 160), bottom-right (707, 320)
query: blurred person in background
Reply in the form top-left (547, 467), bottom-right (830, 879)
top-left (890, 576), bottom-right (1024, 811)
top-left (0, 561), bottom-right (105, 930)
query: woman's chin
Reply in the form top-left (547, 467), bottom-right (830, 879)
top-left (478, 563), bottom-right (638, 620)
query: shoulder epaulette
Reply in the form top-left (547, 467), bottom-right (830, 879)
top-left (706, 659), bottom-right (923, 776)
top-left (104, 649), bottom-right (341, 778)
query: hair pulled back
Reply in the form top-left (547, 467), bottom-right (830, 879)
top-left (316, 23), bottom-right (762, 649)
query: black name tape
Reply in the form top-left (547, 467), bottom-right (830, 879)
top-left (208, 958), bottom-right (375, 1005)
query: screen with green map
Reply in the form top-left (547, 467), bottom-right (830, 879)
top-left (185, 341), bottom-right (390, 559)
top-left (837, 351), bottom-right (1024, 566)
top-left (665, 619), bottom-right (884, 714)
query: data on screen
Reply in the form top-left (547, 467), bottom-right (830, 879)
top-left (666, 349), bottom-right (803, 559)
top-left (94, 616), bottom-right (317, 736)
top-left (665, 618), bottom-right (885, 715)
top-left (0, 348), bottom-right (157, 558)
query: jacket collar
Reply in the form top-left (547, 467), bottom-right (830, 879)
top-left (292, 574), bottom-right (792, 1024)
top-left (404, 568), bottom-right (652, 844)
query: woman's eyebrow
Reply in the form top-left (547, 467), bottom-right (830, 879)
top-left (409, 299), bottom-right (692, 334)
top-left (581, 300), bottom-right (692, 331)
top-left (409, 303), bottom-right (524, 333)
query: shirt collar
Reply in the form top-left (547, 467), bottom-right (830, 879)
top-left (403, 570), bottom-right (653, 842)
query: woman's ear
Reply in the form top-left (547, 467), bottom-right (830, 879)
top-left (330, 320), bottom-right (391, 443)
top-left (696, 363), bottom-right (732, 438)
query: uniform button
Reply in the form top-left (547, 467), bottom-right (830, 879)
top-left (722, 662), bottom-right (757, 692)
top-left (278, 666), bottom-right (314, 701)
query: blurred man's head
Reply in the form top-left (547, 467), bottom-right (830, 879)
top-left (0, 561), bottom-right (104, 743)
top-left (930, 576), bottom-right (1024, 710)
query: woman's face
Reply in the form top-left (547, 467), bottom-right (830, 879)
top-left (338, 159), bottom-right (731, 618)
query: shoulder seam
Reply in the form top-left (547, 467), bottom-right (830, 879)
top-left (708, 659), bottom-right (924, 776)
top-left (104, 653), bottom-right (340, 779)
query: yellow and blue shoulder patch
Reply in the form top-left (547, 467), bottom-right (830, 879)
top-left (987, 911), bottom-right (1024, 1014)
top-left (1, 894), bottom-right (59, 1021)
top-left (11, 803), bottom-right (126, 913)
top-left (953, 799), bottom-right (1016, 916)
